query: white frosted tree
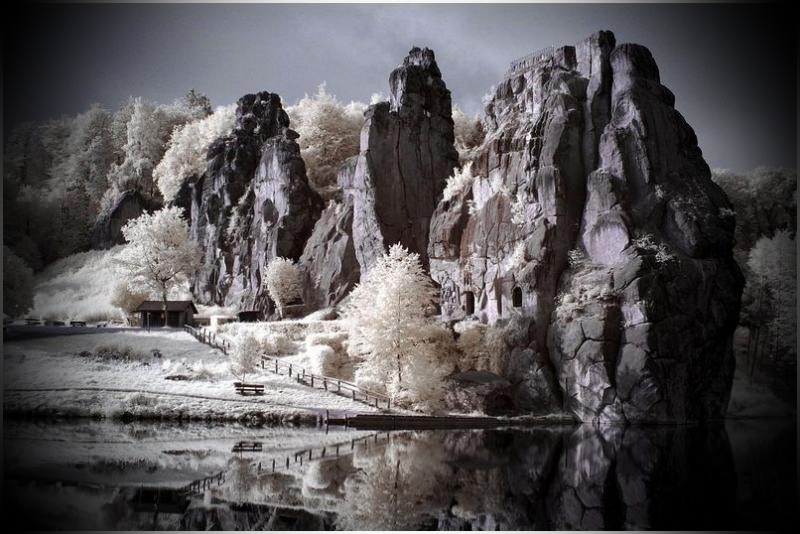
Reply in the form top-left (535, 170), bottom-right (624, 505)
top-left (230, 334), bottom-right (262, 383)
top-left (286, 84), bottom-right (366, 198)
top-left (341, 244), bottom-right (451, 410)
top-left (154, 104), bottom-right (236, 200)
top-left (747, 230), bottom-right (797, 370)
top-left (3, 246), bottom-right (35, 318)
top-left (452, 105), bottom-right (484, 162)
top-left (115, 206), bottom-right (201, 314)
top-left (110, 281), bottom-right (151, 324)
top-left (264, 257), bottom-right (302, 319)
top-left (108, 96), bottom-right (198, 198)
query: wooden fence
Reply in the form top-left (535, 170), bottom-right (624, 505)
top-left (183, 324), bottom-right (391, 410)
top-left (178, 432), bottom-right (392, 497)
top-left (184, 324), bottom-right (231, 354)
top-left (259, 355), bottom-right (392, 411)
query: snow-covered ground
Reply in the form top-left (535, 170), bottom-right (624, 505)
top-left (3, 329), bottom-right (378, 423)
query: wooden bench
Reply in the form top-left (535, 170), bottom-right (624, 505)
top-left (232, 441), bottom-right (263, 453)
top-left (233, 382), bottom-right (265, 395)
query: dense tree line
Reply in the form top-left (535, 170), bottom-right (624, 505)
top-left (3, 91), bottom-right (211, 273)
top-left (713, 167), bottom-right (797, 397)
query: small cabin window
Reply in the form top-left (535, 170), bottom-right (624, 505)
top-left (512, 287), bottom-right (523, 308)
top-left (464, 291), bottom-right (475, 315)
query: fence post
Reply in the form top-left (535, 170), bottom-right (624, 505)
top-left (387, 399), bottom-right (390, 410)
top-left (289, 364), bottom-right (292, 377)
top-left (311, 376), bottom-right (314, 387)
top-left (272, 459), bottom-right (275, 472)
top-left (352, 390), bottom-right (356, 400)
top-left (323, 379), bottom-right (327, 390)
top-left (337, 380), bottom-right (341, 392)
top-left (374, 397), bottom-right (378, 408)
top-left (275, 360), bottom-right (278, 373)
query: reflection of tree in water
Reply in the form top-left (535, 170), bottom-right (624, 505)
top-left (94, 424), bottom-right (764, 530)
top-left (335, 432), bottom-right (455, 529)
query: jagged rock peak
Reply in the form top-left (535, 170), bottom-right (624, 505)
top-left (232, 91), bottom-right (292, 144)
top-left (346, 46), bottom-right (459, 272)
top-left (187, 90), bottom-right (322, 311)
top-left (389, 46), bottom-right (452, 120)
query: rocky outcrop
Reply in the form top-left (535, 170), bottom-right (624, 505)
top-left (298, 160), bottom-right (360, 310)
top-left (347, 47), bottom-right (459, 273)
top-left (188, 92), bottom-right (322, 310)
top-left (91, 190), bottom-right (159, 249)
top-left (428, 31), bottom-right (743, 423)
top-left (444, 370), bottom-right (515, 416)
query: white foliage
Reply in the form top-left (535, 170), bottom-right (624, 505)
top-left (341, 244), bottom-right (450, 411)
top-left (110, 281), bottom-right (150, 319)
top-left (3, 246), bottom-right (35, 317)
top-left (747, 230), bottom-right (797, 356)
top-left (452, 105), bottom-right (484, 162)
top-left (454, 320), bottom-right (506, 374)
top-left (115, 206), bottom-right (201, 303)
top-left (286, 84), bottom-right (366, 197)
top-left (632, 234), bottom-right (675, 264)
top-left (264, 257), bottom-right (302, 317)
top-left (28, 246), bottom-right (150, 322)
top-left (442, 162), bottom-right (475, 202)
top-left (154, 104), bottom-right (236, 200)
top-left (230, 334), bottom-right (262, 382)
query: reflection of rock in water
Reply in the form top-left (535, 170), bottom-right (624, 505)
top-left (433, 424), bottom-right (736, 530)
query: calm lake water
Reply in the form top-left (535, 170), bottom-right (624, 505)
top-left (3, 418), bottom-right (794, 530)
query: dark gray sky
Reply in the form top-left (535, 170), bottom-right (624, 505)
top-left (3, 3), bottom-right (796, 172)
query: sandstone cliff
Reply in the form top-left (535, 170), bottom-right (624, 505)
top-left (298, 47), bottom-right (459, 308)
top-left (187, 92), bottom-right (322, 310)
top-left (346, 47), bottom-right (459, 273)
top-left (428, 31), bottom-right (743, 423)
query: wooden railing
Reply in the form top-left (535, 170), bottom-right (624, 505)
top-left (259, 355), bottom-right (392, 411)
top-left (184, 324), bottom-right (392, 411)
top-left (180, 432), bottom-right (393, 496)
top-left (184, 324), bottom-right (231, 354)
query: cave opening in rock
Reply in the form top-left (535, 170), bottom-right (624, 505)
top-left (512, 286), bottom-right (523, 307)
top-left (464, 291), bottom-right (475, 315)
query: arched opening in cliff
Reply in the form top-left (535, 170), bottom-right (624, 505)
top-left (512, 286), bottom-right (523, 308)
top-left (464, 291), bottom-right (475, 315)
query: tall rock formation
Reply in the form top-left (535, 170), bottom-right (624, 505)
top-left (187, 92), bottom-right (322, 310)
top-left (428, 31), bottom-right (743, 423)
top-left (346, 47), bottom-right (459, 272)
top-left (298, 46), bottom-right (458, 308)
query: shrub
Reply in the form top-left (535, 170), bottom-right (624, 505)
top-left (94, 343), bottom-right (149, 363)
